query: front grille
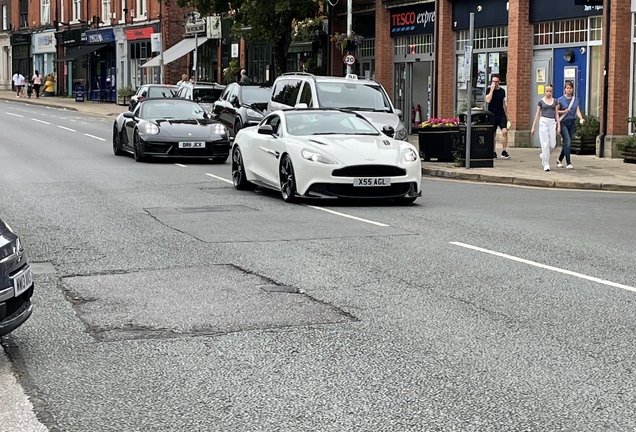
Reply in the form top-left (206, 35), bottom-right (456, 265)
top-left (332, 165), bottom-right (407, 177)
top-left (4, 295), bottom-right (25, 317)
top-left (307, 182), bottom-right (415, 199)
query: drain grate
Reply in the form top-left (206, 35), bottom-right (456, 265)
top-left (259, 285), bottom-right (298, 293)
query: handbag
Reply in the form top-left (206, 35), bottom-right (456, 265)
top-left (559, 97), bottom-right (575, 122)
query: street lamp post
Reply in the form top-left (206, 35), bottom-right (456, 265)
top-left (189, 11), bottom-right (201, 81)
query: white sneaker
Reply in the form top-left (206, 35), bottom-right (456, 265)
top-left (557, 162), bottom-right (564, 168)
top-left (566, 164), bottom-right (573, 169)
top-left (544, 165), bottom-right (550, 171)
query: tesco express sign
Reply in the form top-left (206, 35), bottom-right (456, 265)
top-left (390, 3), bottom-right (436, 36)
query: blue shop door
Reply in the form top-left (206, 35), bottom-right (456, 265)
top-left (553, 47), bottom-right (587, 112)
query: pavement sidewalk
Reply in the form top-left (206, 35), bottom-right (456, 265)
top-left (1, 90), bottom-right (634, 192)
top-left (0, 90), bottom-right (127, 117)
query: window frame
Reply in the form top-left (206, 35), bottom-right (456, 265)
top-left (102, 0), bottom-right (111, 23)
top-left (72, 0), bottom-right (81, 22)
top-left (41, 0), bottom-right (51, 25)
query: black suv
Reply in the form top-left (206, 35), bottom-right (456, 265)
top-left (177, 82), bottom-right (226, 117)
top-left (212, 83), bottom-right (271, 137)
top-left (0, 217), bottom-right (34, 337)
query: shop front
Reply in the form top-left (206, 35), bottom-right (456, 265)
top-left (0, 33), bottom-right (11, 90)
top-left (84, 28), bottom-right (116, 102)
top-left (56, 28), bottom-right (88, 97)
top-left (390, 1), bottom-right (436, 134)
top-left (11, 33), bottom-right (31, 79)
top-left (32, 30), bottom-right (57, 80)
top-left (529, 0), bottom-right (603, 146)
top-left (126, 24), bottom-right (159, 88)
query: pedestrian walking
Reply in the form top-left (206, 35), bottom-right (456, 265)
top-left (32, 71), bottom-right (43, 98)
top-left (25, 79), bottom-right (33, 98)
top-left (240, 69), bottom-right (251, 83)
top-left (12, 71), bottom-right (25, 98)
top-left (485, 74), bottom-right (511, 160)
top-left (556, 80), bottom-right (585, 170)
top-left (531, 84), bottom-right (560, 172)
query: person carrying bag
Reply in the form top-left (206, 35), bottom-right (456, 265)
top-left (556, 81), bottom-right (585, 169)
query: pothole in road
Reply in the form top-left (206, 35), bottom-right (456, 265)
top-left (62, 264), bottom-right (356, 342)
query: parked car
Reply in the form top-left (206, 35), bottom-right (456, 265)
top-left (112, 98), bottom-right (230, 163)
top-left (266, 72), bottom-right (408, 141)
top-left (129, 84), bottom-right (179, 111)
top-left (177, 82), bottom-right (226, 117)
top-left (212, 82), bottom-right (272, 138)
top-left (231, 109), bottom-right (421, 203)
top-left (0, 217), bottom-right (34, 337)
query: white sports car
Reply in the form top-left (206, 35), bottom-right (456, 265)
top-left (230, 109), bottom-right (422, 203)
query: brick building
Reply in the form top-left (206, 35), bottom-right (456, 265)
top-left (323, 0), bottom-right (630, 157)
top-left (0, 0), bottom-right (10, 90)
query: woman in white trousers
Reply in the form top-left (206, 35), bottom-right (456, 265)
top-left (531, 84), bottom-right (560, 171)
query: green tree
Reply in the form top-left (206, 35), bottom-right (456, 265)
top-left (178, 0), bottom-right (321, 75)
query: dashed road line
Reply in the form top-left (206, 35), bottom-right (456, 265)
top-left (84, 133), bottom-right (106, 141)
top-left (58, 126), bottom-right (76, 132)
top-left (32, 118), bottom-right (50, 124)
top-left (175, 163), bottom-right (188, 168)
top-left (5, 112), bottom-right (23, 117)
top-left (450, 242), bottom-right (636, 293)
top-left (306, 205), bottom-right (390, 227)
top-left (205, 173), bottom-right (233, 184)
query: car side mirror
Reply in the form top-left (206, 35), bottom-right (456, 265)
top-left (231, 95), bottom-right (239, 106)
top-left (258, 124), bottom-right (274, 135)
top-left (382, 125), bottom-right (395, 138)
top-left (123, 112), bottom-right (135, 119)
top-left (395, 108), bottom-right (403, 120)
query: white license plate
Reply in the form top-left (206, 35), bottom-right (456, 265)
top-left (178, 141), bottom-right (205, 149)
top-left (12, 267), bottom-right (33, 297)
top-left (353, 177), bottom-right (391, 187)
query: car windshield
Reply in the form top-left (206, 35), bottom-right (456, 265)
top-left (193, 88), bottom-right (223, 103)
top-left (285, 111), bottom-right (380, 136)
top-left (315, 82), bottom-right (392, 112)
top-left (242, 87), bottom-right (271, 104)
top-left (147, 87), bottom-right (178, 98)
top-left (141, 101), bottom-right (207, 120)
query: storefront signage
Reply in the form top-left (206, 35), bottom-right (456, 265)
top-left (390, 3), bottom-right (436, 37)
top-left (452, 0), bottom-right (508, 30)
top-left (10, 33), bottom-right (30, 45)
top-left (126, 27), bottom-right (154, 41)
top-left (60, 29), bottom-right (87, 46)
top-left (85, 29), bottom-right (115, 44)
top-left (530, 0), bottom-right (603, 21)
top-left (32, 30), bottom-right (57, 54)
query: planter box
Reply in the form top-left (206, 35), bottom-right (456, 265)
top-left (571, 136), bottom-right (596, 155)
top-left (418, 127), bottom-right (460, 162)
top-left (621, 146), bottom-right (636, 163)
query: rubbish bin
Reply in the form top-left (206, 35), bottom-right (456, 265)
top-left (458, 109), bottom-right (495, 168)
top-left (75, 85), bottom-right (85, 102)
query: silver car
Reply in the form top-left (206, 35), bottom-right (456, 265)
top-left (267, 73), bottom-right (408, 141)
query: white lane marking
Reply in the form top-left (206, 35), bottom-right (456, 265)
top-left (58, 126), bottom-right (76, 132)
top-left (306, 205), bottom-right (390, 227)
top-left (450, 242), bottom-right (636, 293)
top-left (81, 122), bottom-right (87, 125)
top-left (84, 133), bottom-right (106, 141)
top-left (205, 173), bottom-right (233, 184)
top-left (5, 112), bottom-right (23, 117)
top-left (175, 163), bottom-right (188, 168)
top-left (32, 118), bottom-right (50, 124)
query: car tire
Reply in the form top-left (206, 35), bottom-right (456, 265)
top-left (231, 146), bottom-right (257, 190)
top-left (133, 131), bottom-right (147, 162)
top-left (234, 118), bottom-right (243, 138)
top-left (279, 154), bottom-right (298, 203)
top-left (211, 156), bottom-right (228, 164)
top-left (113, 124), bottom-right (125, 156)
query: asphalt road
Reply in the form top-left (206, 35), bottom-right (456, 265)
top-left (1, 100), bottom-right (636, 431)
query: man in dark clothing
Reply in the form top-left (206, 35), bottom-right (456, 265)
top-left (485, 74), bottom-right (511, 159)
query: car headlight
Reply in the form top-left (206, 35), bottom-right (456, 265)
top-left (246, 109), bottom-right (263, 118)
top-left (394, 127), bottom-right (408, 141)
top-left (214, 123), bottom-right (227, 137)
top-left (402, 148), bottom-right (419, 163)
top-left (301, 149), bottom-right (336, 164)
top-left (144, 123), bottom-right (159, 135)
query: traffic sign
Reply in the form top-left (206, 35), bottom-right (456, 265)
top-left (343, 54), bottom-right (356, 66)
top-left (185, 19), bottom-right (206, 34)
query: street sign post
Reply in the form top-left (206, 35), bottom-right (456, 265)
top-left (185, 19), bottom-right (206, 35)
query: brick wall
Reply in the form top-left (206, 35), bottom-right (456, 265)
top-left (606, 0), bottom-right (631, 136)
top-left (374, 0), bottom-right (391, 96)
top-left (329, 14), bottom-right (345, 76)
top-left (506, 0), bottom-right (533, 146)
top-left (163, 3), bottom-right (191, 85)
top-left (437, 0), bottom-right (454, 118)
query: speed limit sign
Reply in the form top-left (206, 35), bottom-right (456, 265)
top-left (343, 54), bottom-right (356, 66)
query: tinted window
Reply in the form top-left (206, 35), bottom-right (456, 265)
top-left (147, 87), bottom-right (179, 98)
top-left (141, 101), bottom-right (207, 120)
top-left (241, 86), bottom-right (271, 104)
top-left (193, 88), bottom-right (223, 103)
top-left (267, 115), bottom-right (281, 134)
top-left (285, 111), bottom-right (379, 136)
top-left (271, 80), bottom-right (288, 104)
top-left (315, 83), bottom-right (392, 112)
top-left (298, 83), bottom-right (313, 106)
top-left (281, 80), bottom-right (302, 107)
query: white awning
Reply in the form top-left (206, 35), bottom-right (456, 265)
top-left (141, 36), bottom-right (208, 68)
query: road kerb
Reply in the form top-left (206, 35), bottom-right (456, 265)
top-left (600, 183), bottom-right (636, 192)
top-left (1, 97), bottom-right (79, 112)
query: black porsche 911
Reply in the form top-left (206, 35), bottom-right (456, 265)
top-left (112, 98), bottom-right (231, 163)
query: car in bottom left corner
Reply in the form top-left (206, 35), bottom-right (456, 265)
top-left (0, 217), bottom-right (34, 337)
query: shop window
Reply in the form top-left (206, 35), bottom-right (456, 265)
top-left (455, 26), bottom-right (507, 51)
top-left (358, 38), bottom-right (375, 59)
top-left (589, 16), bottom-right (602, 42)
top-left (588, 45), bottom-right (603, 120)
top-left (455, 51), bottom-right (507, 114)
top-left (554, 18), bottom-right (587, 44)
top-left (394, 34), bottom-right (432, 57)
top-left (533, 22), bottom-right (553, 46)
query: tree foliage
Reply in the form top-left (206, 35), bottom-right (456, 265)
top-left (177, 0), bottom-right (322, 75)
